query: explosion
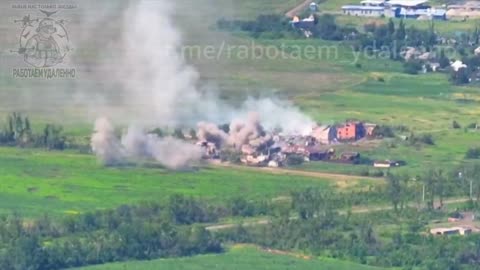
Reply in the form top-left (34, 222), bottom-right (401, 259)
top-left (89, 0), bottom-right (315, 169)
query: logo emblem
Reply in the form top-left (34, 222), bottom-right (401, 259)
top-left (14, 10), bottom-right (71, 68)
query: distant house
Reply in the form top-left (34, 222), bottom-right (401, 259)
top-left (341, 5), bottom-right (385, 17)
top-left (342, 0), bottom-right (447, 20)
top-left (337, 122), bottom-right (365, 141)
top-left (340, 151), bottom-right (360, 162)
top-left (446, 3), bottom-right (480, 20)
top-left (451, 60), bottom-right (467, 71)
top-left (311, 125), bottom-right (337, 144)
top-left (373, 160), bottom-right (403, 168)
top-left (361, 0), bottom-right (385, 6)
top-left (291, 15), bottom-right (316, 37)
top-left (364, 123), bottom-right (377, 137)
top-left (430, 227), bottom-right (472, 236)
top-left (303, 146), bottom-right (334, 161)
top-left (398, 7), bottom-right (447, 20)
top-left (387, 0), bottom-right (430, 9)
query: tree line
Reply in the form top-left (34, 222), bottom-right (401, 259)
top-left (0, 195), bottom-right (228, 270)
top-left (3, 182), bottom-right (480, 269)
top-left (217, 14), bottom-right (480, 85)
top-left (0, 113), bottom-right (67, 150)
top-left (218, 188), bottom-right (480, 270)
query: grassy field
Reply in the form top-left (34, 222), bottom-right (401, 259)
top-left (0, 146), bottom-right (384, 217)
top-left (72, 245), bottom-right (390, 270)
top-left (1, 0), bottom-right (479, 178)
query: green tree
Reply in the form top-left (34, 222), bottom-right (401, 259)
top-left (387, 18), bottom-right (395, 37)
top-left (434, 169), bottom-right (446, 208)
top-left (173, 128), bottom-right (185, 139)
top-left (423, 170), bottom-right (436, 210)
top-left (450, 67), bottom-right (471, 85)
top-left (439, 49), bottom-right (450, 68)
top-left (395, 19), bottom-right (406, 41)
top-left (403, 60), bottom-right (423, 75)
top-left (387, 172), bottom-right (402, 212)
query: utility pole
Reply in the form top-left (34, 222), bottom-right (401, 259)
top-left (470, 179), bottom-right (473, 200)
top-left (422, 184), bottom-right (425, 203)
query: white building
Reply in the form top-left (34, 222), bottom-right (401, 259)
top-left (430, 227), bottom-right (472, 236)
top-left (451, 60), bottom-right (467, 72)
top-left (341, 5), bottom-right (385, 17)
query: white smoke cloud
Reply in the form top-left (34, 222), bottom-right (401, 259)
top-left (90, 0), bottom-right (315, 129)
top-left (240, 98), bottom-right (315, 136)
top-left (92, 119), bottom-right (202, 169)
top-left (91, 117), bottom-right (125, 166)
top-left (90, 0), bottom-right (315, 168)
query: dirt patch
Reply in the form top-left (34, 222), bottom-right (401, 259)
top-left (27, 187), bottom-right (38, 193)
top-left (285, 0), bottom-right (313, 18)
top-left (215, 162), bottom-right (382, 182)
top-left (261, 247), bottom-right (312, 260)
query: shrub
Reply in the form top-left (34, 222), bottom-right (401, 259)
top-left (403, 60), bottom-right (423, 75)
top-left (418, 134), bottom-right (435, 145)
top-left (467, 123), bottom-right (478, 129)
top-left (450, 67), bottom-right (471, 85)
top-left (372, 125), bottom-right (395, 138)
top-left (465, 147), bottom-right (480, 159)
top-left (452, 120), bottom-right (461, 129)
top-left (286, 154), bottom-right (305, 166)
top-left (408, 133), bottom-right (435, 146)
top-left (219, 149), bottom-right (241, 164)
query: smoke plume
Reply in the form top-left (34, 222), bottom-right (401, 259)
top-left (91, 118), bottom-right (125, 166)
top-left (196, 122), bottom-right (228, 148)
top-left (91, 119), bottom-right (202, 169)
top-left (89, 0), bottom-right (315, 168)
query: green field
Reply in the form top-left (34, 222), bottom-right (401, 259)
top-left (73, 245), bottom-right (390, 270)
top-left (0, 146), bottom-right (384, 217)
top-left (0, 0), bottom-right (478, 189)
top-left (0, 0), bottom-right (479, 199)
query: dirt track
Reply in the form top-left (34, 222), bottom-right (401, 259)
top-left (211, 162), bottom-right (383, 182)
top-left (206, 197), bottom-right (474, 231)
top-left (285, 0), bottom-right (313, 18)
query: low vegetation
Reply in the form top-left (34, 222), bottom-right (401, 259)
top-left (74, 245), bottom-right (387, 270)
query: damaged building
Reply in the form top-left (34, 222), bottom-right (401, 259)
top-left (195, 117), bottom-right (377, 168)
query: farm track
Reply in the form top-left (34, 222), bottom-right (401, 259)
top-left (211, 162), bottom-right (383, 182)
top-left (285, 0), bottom-right (313, 17)
top-left (206, 197), bottom-right (474, 231)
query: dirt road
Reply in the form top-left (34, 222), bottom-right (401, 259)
top-left (206, 197), bottom-right (474, 231)
top-left (211, 162), bottom-right (383, 182)
top-left (285, 0), bottom-right (313, 18)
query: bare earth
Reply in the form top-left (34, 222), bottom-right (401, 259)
top-left (285, 0), bottom-right (313, 18)
top-left (211, 161), bottom-right (383, 182)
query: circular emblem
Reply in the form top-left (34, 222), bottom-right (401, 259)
top-left (16, 11), bottom-right (71, 68)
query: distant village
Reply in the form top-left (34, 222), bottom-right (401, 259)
top-left (340, 0), bottom-right (480, 20)
top-left (289, 1), bottom-right (480, 84)
top-left (196, 121), bottom-right (402, 169)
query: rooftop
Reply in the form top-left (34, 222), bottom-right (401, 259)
top-left (342, 5), bottom-right (385, 10)
top-left (387, 0), bottom-right (429, 7)
top-left (399, 7), bottom-right (447, 16)
top-left (360, 0), bottom-right (386, 5)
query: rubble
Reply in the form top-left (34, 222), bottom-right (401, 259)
top-left (195, 119), bottom-right (378, 168)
